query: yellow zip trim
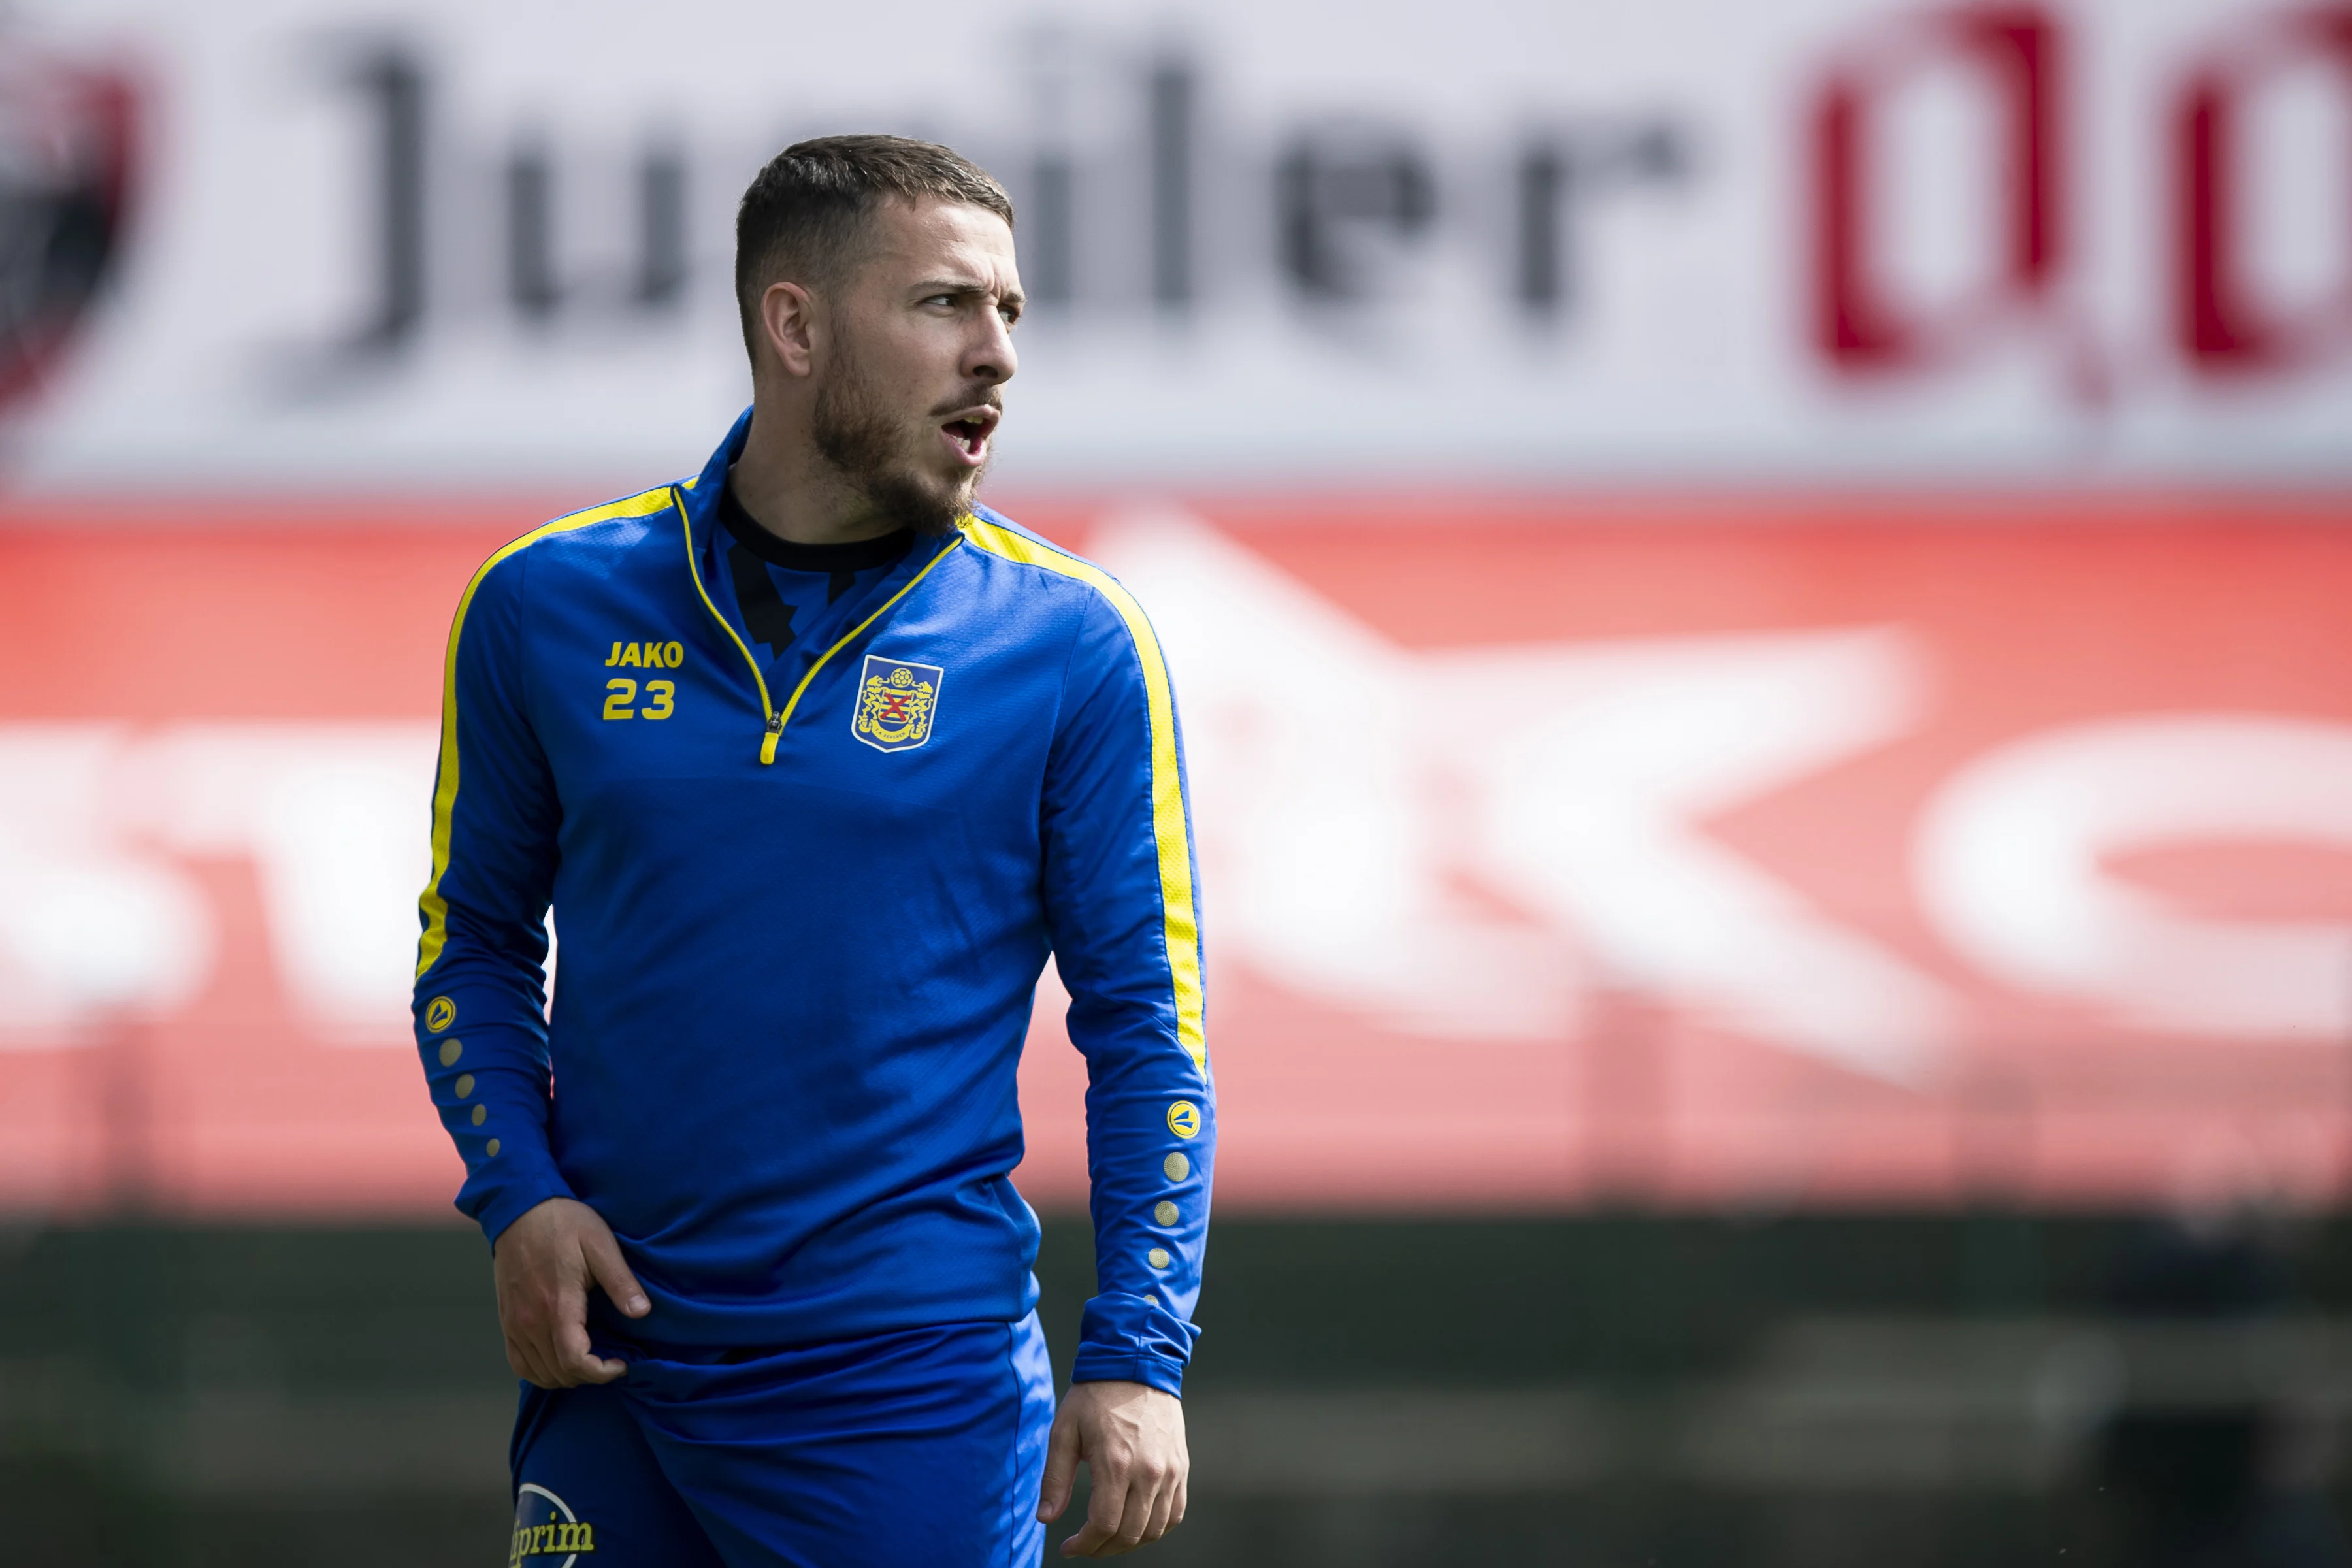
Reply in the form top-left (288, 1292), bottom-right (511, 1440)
top-left (957, 517), bottom-right (1206, 1073)
top-left (677, 489), bottom-right (966, 764)
top-left (771, 535), bottom-right (964, 748)
top-left (417, 485), bottom-right (677, 980)
top-left (672, 489), bottom-right (778, 755)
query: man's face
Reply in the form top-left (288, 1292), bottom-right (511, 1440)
top-left (812, 198), bottom-right (1022, 535)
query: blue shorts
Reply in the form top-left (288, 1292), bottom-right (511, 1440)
top-left (508, 1311), bottom-right (1054, 1568)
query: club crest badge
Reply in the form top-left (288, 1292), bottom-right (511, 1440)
top-left (851, 655), bottom-right (944, 753)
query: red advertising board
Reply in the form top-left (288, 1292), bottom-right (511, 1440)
top-left (5, 495), bottom-right (2351, 1218)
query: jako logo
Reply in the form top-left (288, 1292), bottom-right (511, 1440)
top-left (606, 640), bottom-right (683, 668)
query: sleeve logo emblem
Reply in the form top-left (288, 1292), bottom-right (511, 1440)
top-left (851, 655), bottom-right (945, 753)
top-left (424, 996), bottom-right (456, 1033)
top-left (1166, 1100), bottom-right (1201, 1139)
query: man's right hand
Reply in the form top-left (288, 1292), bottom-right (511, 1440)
top-left (492, 1196), bottom-right (650, 1388)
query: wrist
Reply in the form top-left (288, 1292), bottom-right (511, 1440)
top-left (474, 1173), bottom-right (578, 1250)
top-left (1070, 1347), bottom-right (1186, 1398)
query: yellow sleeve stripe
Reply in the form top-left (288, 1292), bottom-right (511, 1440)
top-left (959, 517), bottom-right (1207, 1072)
top-left (415, 485), bottom-right (679, 980)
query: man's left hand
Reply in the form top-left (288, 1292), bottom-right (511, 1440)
top-left (1036, 1379), bottom-right (1188, 1557)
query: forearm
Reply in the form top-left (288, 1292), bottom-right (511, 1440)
top-left (416, 949), bottom-right (569, 1243)
top-left (1043, 583), bottom-right (1215, 1396)
top-left (1075, 1032), bottom-right (1213, 1394)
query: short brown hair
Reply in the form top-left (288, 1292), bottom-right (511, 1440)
top-left (734, 134), bottom-right (1015, 363)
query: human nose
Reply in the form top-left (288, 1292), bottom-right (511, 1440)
top-left (966, 308), bottom-right (1017, 385)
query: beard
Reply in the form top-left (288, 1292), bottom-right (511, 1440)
top-left (811, 348), bottom-right (991, 538)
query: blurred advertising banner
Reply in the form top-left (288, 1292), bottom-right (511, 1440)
top-left (3, 500), bottom-right (2350, 1217)
top-left (0, 0), bottom-right (2348, 488)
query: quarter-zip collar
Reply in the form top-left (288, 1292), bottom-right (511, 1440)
top-left (674, 407), bottom-right (964, 764)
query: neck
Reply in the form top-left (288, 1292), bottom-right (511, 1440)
top-left (728, 399), bottom-right (900, 546)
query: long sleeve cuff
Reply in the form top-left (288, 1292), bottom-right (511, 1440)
top-left (415, 986), bottom-right (569, 1246)
top-left (1071, 1346), bottom-right (1188, 1398)
top-left (435, 1056), bottom-right (570, 1245)
top-left (466, 1167), bottom-right (577, 1247)
top-left (1071, 1293), bottom-right (1201, 1397)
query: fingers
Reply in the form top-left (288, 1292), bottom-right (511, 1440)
top-left (1047, 1382), bottom-right (1189, 1557)
top-left (1037, 1409), bottom-right (1081, 1522)
top-left (1139, 1474), bottom-right (1177, 1550)
top-left (502, 1273), bottom-right (623, 1388)
top-left (1060, 1452), bottom-right (1180, 1558)
top-left (503, 1277), bottom-right (568, 1388)
top-left (508, 1318), bottom-right (623, 1389)
top-left (555, 1305), bottom-right (629, 1385)
top-left (504, 1328), bottom-right (549, 1388)
top-left (493, 1198), bottom-right (642, 1390)
top-left (1110, 1452), bottom-right (1178, 1556)
top-left (1057, 1487), bottom-right (1120, 1559)
top-left (1055, 1455), bottom-right (1127, 1558)
top-left (581, 1221), bottom-right (651, 1318)
top-left (504, 1299), bottom-right (566, 1388)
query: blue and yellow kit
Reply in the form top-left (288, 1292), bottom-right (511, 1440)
top-left (411, 409), bottom-right (1213, 1540)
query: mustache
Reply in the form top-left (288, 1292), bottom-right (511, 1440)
top-left (927, 385), bottom-right (1003, 418)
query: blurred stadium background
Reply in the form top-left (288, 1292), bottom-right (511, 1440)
top-left (5, 0), bottom-right (2352, 1561)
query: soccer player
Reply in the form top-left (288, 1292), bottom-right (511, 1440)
top-left (411, 135), bottom-right (1211, 1564)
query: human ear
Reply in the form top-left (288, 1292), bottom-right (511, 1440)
top-left (760, 280), bottom-right (821, 379)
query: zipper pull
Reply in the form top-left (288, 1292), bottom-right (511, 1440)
top-left (759, 713), bottom-right (783, 766)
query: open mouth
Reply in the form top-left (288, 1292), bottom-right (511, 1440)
top-left (940, 408), bottom-right (998, 461)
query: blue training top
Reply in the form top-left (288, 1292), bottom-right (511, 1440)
top-left (411, 409), bottom-right (1213, 1396)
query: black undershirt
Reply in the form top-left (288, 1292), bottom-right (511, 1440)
top-left (719, 480), bottom-right (914, 657)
